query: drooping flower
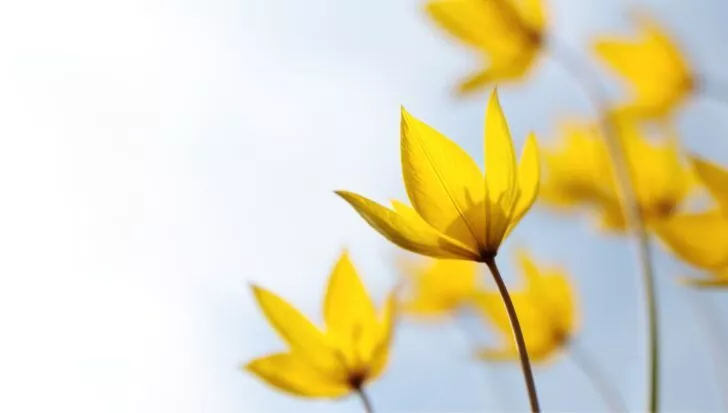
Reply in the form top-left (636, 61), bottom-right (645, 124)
top-left (424, 0), bottom-right (546, 94)
top-left (653, 157), bottom-right (728, 272)
top-left (396, 255), bottom-right (481, 318)
top-left (475, 250), bottom-right (578, 363)
top-left (245, 251), bottom-right (396, 399)
top-left (337, 89), bottom-right (540, 262)
top-left (540, 116), bottom-right (695, 232)
top-left (593, 11), bottom-right (694, 121)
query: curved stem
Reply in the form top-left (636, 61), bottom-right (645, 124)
top-left (569, 341), bottom-right (627, 412)
top-left (484, 257), bottom-right (541, 412)
top-left (547, 38), bottom-right (660, 412)
top-left (356, 387), bottom-right (374, 413)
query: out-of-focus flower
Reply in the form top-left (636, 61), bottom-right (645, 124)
top-left (245, 251), bottom-right (396, 398)
top-left (336, 89), bottom-right (539, 261)
top-left (424, 0), bottom-right (546, 94)
top-left (475, 250), bottom-right (578, 363)
top-left (541, 116), bottom-right (695, 232)
top-left (654, 157), bottom-right (728, 273)
top-left (593, 11), bottom-right (694, 121)
top-left (397, 256), bottom-right (481, 318)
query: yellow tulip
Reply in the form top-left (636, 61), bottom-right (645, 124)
top-left (541, 116), bottom-right (694, 232)
top-left (593, 11), bottom-right (694, 121)
top-left (397, 256), bottom-right (481, 317)
top-left (475, 250), bottom-right (578, 363)
top-left (245, 251), bottom-right (396, 399)
top-left (424, 0), bottom-right (546, 94)
top-left (337, 89), bottom-right (539, 262)
top-left (653, 157), bottom-right (728, 271)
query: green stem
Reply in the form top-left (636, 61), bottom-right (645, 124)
top-left (484, 257), bottom-right (541, 412)
top-left (547, 39), bottom-right (660, 412)
top-left (569, 341), bottom-right (627, 412)
top-left (356, 387), bottom-right (374, 413)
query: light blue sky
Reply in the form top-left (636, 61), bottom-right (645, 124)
top-left (0, 0), bottom-right (727, 412)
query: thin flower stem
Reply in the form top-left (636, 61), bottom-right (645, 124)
top-left (484, 257), bottom-right (541, 412)
top-left (547, 38), bottom-right (660, 412)
top-left (568, 341), bottom-right (627, 412)
top-left (356, 387), bottom-right (374, 413)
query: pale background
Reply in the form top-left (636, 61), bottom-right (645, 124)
top-left (0, 0), bottom-right (727, 411)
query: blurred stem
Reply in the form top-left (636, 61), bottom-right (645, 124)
top-left (484, 257), bottom-right (541, 412)
top-left (681, 287), bottom-right (728, 411)
top-left (547, 39), bottom-right (660, 412)
top-left (356, 387), bottom-right (374, 413)
top-left (569, 341), bottom-right (627, 412)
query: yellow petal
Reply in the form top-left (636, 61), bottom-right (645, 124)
top-left (398, 256), bottom-right (479, 316)
top-left (504, 133), bottom-right (540, 238)
top-left (485, 89), bottom-right (517, 202)
top-left (400, 107), bottom-right (485, 249)
top-left (592, 13), bottom-right (692, 118)
top-left (513, 0), bottom-right (547, 32)
top-left (424, 0), bottom-right (533, 57)
top-left (245, 353), bottom-right (350, 398)
top-left (653, 210), bottom-right (728, 269)
top-left (691, 156), bottom-right (728, 211)
top-left (250, 285), bottom-right (342, 374)
top-left (336, 191), bottom-right (480, 260)
top-left (367, 291), bottom-right (398, 382)
top-left (456, 53), bottom-right (538, 94)
top-left (323, 251), bottom-right (378, 366)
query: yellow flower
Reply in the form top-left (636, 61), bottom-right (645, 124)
top-left (396, 256), bottom-right (481, 317)
top-left (475, 250), bottom-right (578, 363)
top-left (541, 117), bottom-right (694, 232)
top-left (245, 251), bottom-right (396, 398)
top-left (424, 0), bottom-right (546, 94)
top-left (653, 157), bottom-right (728, 271)
top-left (337, 89), bottom-right (540, 261)
top-left (593, 11), bottom-right (694, 121)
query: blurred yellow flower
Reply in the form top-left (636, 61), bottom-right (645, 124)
top-left (397, 256), bottom-right (481, 317)
top-left (541, 117), bottom-right (694, 232)
top-left (475, 250), bottom-right (578, 363)
top-left (653, 157), bottom-right (728, 271)
top-left (337, 89), bottom-right (540, 261)
top-left (593, 11), bottom-right (694, 121)
top-left (424, 0), bottom-right (546, 94)
top-left (245, 251), bottom-right (396, 398)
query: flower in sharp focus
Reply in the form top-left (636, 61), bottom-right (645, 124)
top-left (653, 157), bottom-right (728, 274)
top-left (475, 250), bottom-right (578, 363)
top-left (396, 255), bottom-right (481, 318)
top-left (540, 116), bottom-right (695, 232)
top-left (593, 11), bottom-right (694, 121)
top-left (245, 251), bottom-right (396, 398)
top-left (336, 89), bottom-right (540, 262)
top-left (424, 0), bottom-right (546, 94)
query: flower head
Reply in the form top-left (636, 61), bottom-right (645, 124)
top-left (653, 157), bottom-right (728, 271)
top-left (337, 89), bottom-right (540, 261)
top-left (397, 255), bottom-right (481, 318)
top-left (541, 116), bottom-right (694, 232)
top-left (245, 251), bottom-right (396, 398)
top-left (593, 11), bottom-right (694, 121)
top-left (475, 250), bottom-right (578, 363)
top-left (425, 0), bottom-right (546, 94)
